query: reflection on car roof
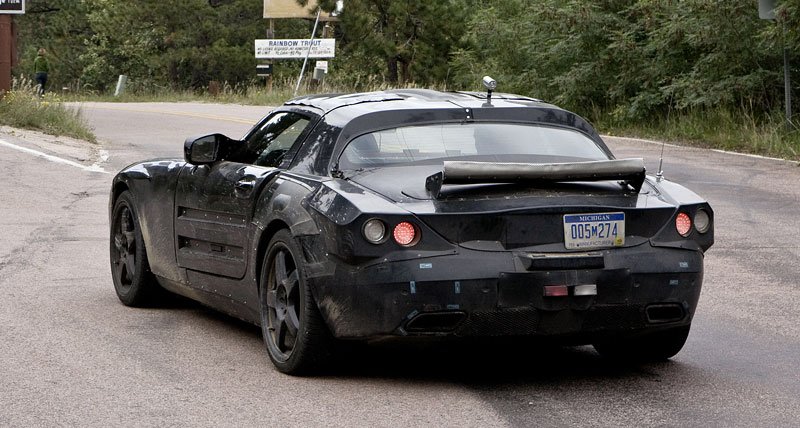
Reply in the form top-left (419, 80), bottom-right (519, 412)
top-left (284, 89), bottom-right (545, 113)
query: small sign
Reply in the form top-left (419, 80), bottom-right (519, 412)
top-left (315, 61), bottom-right (328, 73)
top-left (256, 64), bottom-right (273, 77)
top-left (255, 39), bottom-right (335, 59)
top-left (0, 0), bottom-right (25, 14)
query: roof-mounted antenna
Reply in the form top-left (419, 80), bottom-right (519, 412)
top-left (482, 76), bottom-right (497, 106)
top-left (655, 139), bottom-right (666, 182)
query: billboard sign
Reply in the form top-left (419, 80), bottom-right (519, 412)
top-left (0, 0), bottom-right (24, 14)
top-left (263, 0), bottom-right (338, 21)
top-left (255, 39), bottom-right (335, 59)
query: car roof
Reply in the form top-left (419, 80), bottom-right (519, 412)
top-left (279, 89), bottom-right (612, 175)
top-left (284, 89), bottom-right (557, 115)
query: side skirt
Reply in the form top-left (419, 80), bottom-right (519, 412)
top-left (155, 275), bottom-right (261, 326)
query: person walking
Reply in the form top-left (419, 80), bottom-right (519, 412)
top-left (34, 48), bottom-right (50, 96)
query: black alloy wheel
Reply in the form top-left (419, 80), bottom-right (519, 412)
top-left (260, 230), bottom-right (332, 375)
top-left (109, 191), bottom-right (159, 306)
top-left (265, 246), bottom-right (301, 359)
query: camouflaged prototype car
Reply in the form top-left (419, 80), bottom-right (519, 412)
top-left (109, 85), bottom-right (713, 374)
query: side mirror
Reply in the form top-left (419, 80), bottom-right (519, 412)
top-left (183, 134), bottom-right (232, 165)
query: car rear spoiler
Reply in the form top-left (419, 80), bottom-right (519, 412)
top-left (425, 158), bottom-right (646, 198)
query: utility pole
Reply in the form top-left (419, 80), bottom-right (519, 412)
top-left (0, 0), bottom-right (24, 96)
top-left (0, 15), bottom-right (13, 96)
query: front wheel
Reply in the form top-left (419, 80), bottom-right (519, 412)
top-left (109, 191), bottom-right (161, 306)
top-left (593, 325), bottom-right (691, 362)
top-left (259, 230), bottom-right (333, 375)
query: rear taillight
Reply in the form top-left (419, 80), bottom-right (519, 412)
top-left (393, 221), bottom-right (419, 246)
top-left (362, 218), bottom-right (387, 244)
top-left (694, 209), bottom-right (711, 234)
top-left (676, 212), bottom-right (692, 237)
top-left (543, 285), bottom-right (569, 297)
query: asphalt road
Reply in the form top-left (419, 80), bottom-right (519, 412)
top-left (1, 102), bottom-right (798, 427)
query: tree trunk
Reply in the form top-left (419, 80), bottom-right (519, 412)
top-left (400, 60), bottom-right (411, 85)
top-left (387, 56), bottom-right (398, 84)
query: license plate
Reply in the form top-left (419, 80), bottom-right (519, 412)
top-left (563, 212), bottom-right (625, 249)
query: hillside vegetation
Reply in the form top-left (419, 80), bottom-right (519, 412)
top-left (13, 0), bottom-right (800, 158)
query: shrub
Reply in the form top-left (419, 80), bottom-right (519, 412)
top-left (0, 79), bottom-right (96, 143)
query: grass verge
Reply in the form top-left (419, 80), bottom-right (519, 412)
top-left (66, 86), bottom-right (297, 107)
top-left (59, 77), bottom-right (444, 106)
top-left (0, 88), bottom-right (96, 143)
top-left (595, 108), bottom-right (800, 161)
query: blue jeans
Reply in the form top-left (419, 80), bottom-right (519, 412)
top-left (35, 72), bottom-right (48, 95)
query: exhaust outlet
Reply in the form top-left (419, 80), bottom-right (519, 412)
top-left (405, 311), bottom-right (466, 332)
top-left (645, 303), bottom-right (685, 324)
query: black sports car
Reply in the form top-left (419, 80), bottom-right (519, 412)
top-left (109, 84), bottom-right (713, 374)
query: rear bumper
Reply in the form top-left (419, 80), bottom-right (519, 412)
top-left (310, 243), bottom-right (703, 340)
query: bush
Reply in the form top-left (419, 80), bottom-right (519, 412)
top-left (0, 79), bottom-right (96, 142)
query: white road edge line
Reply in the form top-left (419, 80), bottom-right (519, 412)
top-left (0, 139), bottom-right (109, 174)
top-left (603, 135), bottom-right (799, 165)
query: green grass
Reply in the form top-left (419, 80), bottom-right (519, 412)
top-left (594, 108), bottom-right (800, 161)
top-left (63, 85), bottom-right (297, 106)
top-left (0, 85), bottom-right (96, 143)
top-left (59, 77), bottom-right (443, 106)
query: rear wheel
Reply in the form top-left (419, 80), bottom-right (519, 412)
top-left (109, 191), bottom-right (161, 306)
top-left (593, 325), bottom-right (691, 362)
top-left (259, 230), bottom-right (333, 375)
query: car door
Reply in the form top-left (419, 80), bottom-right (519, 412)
top-left (174, 111), bottom-right (315, 288)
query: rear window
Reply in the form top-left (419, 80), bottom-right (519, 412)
top-left (338, 123), bottom-right (608, 169)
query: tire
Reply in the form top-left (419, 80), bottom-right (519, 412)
top-left (593, 325), bottom-right (691, 362)
top-left (259, 230), bottom-right (333, 375)
top-left (109, 191), bottom-right (161, 307)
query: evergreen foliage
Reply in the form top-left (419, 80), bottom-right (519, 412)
top-left (11, 0), bottom-right (800, 124)
top-left (304, 0), bottom-right (466, 85)
top-left (16, 0), bottom-right (308, 91)
top-left (452, 0), bottom-right (797, 121)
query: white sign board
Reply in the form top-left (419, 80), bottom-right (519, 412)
top-left (0, 0), bottom-right (25, 14)
top-left (255, 39), bottom-right (335, 59)
top-left (758, 0), bottom-right (776, 20)
top-left (315, 61), bottom-right (328, 73)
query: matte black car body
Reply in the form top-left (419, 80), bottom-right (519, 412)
top-left (110, 89), bottom-right (713, 371)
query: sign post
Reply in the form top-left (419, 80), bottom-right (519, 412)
top-left (784, 33), bottom-right (792, 129)
top-left (294, 8), bottom-right (322, 96)
top-left (1, 0), bottom-right (25, 96)
top-left (759, 0), bottom-right (793, 129)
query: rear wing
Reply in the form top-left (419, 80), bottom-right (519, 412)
top-left (425, 158), bottom-right (646, 198)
